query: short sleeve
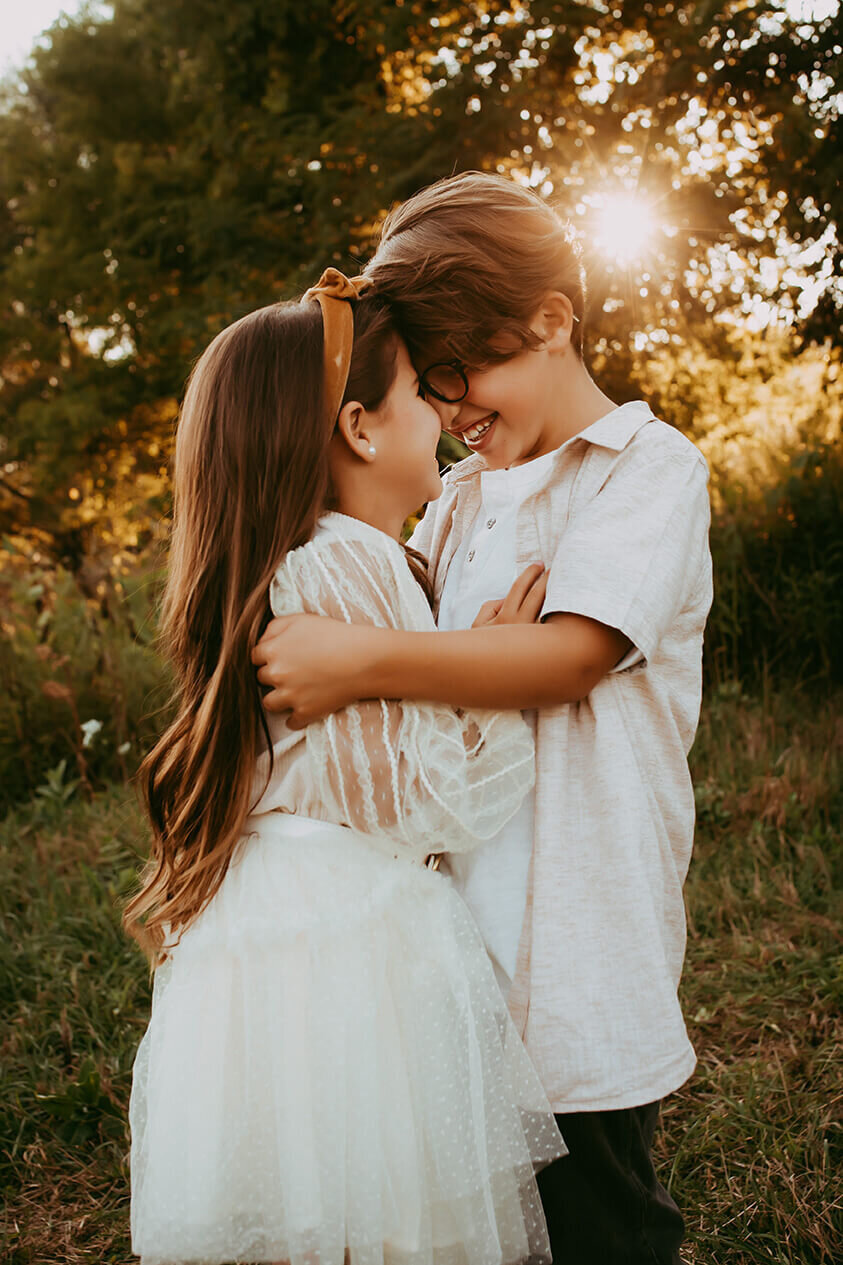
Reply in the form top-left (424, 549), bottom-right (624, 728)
top-left (542, 440), bottom-right (711, 667)
top-left (271, 522), bottom-right (535, 855)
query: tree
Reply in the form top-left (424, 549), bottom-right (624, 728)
top-left (0, 0), bottom-right (839, 561)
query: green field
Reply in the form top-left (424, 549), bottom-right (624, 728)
top-left (1, 685), bottom-right (840, 1265)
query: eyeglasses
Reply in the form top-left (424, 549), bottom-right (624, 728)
top-left (419, 360), bottom-right (470, 404)
top-left (420, 311), bottom-right (584, 404)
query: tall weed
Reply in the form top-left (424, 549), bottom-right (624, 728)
top-left (706, 440), bottom-right (843, 687)
top-left (0, 560), bottom-right (171, 813)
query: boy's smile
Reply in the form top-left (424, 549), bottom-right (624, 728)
top-left (456, 411), bottom-right (498, 450)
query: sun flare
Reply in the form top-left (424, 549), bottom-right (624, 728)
top-left (594, 194), bottom-right (657, 263)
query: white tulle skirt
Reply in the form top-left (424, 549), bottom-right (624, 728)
top-left (130, 813), bottom-right (566, 1265)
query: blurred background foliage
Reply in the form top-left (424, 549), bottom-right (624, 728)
top-left (0, 0), bottom-right (841, 808)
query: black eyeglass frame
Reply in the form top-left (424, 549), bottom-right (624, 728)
top-left (418, 360), bottom-right (470, 404)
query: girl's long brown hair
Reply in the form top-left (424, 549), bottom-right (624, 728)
top-left (124, 295), bottom-right (400, 958)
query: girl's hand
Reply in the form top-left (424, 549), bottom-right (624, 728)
top-left (472, 563), bottom-right (548, 628)
top-left (252, 614), bottom-right (376, 726)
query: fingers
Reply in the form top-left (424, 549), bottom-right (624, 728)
top-left (261, 687), bottom-right (292, 713)
top-left (251, 617), bottom-right (290, 665)
top-left (470, 565), bottom-right (549, 628)
top-left (499, 563), bottom-right (545, 621)
top-left (287, 705), bottom-right (327, 730)
top-left (472, 599), bottom-right (503, 628)
top-left (518, 567), bottom-right (549, 623)
top-left (260, 686), bottom-right (319, 726)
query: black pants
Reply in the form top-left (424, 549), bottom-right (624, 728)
top-left (535, 1101), bottom-right (684, 1265)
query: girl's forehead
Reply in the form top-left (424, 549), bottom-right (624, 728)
top-left (412, 338), bottom-right (464, 370)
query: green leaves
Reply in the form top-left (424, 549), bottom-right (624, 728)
top-left (35, 1057), bottom-right (124, 1146)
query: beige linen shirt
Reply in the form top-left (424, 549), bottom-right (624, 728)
top-left (410, 401), bottom-right (713, 1112)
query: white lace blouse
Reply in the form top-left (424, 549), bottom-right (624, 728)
top-left (249, 513), bottom-right (535, 862)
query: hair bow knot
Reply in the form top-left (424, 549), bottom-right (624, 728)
top-left (304, 267), bottom-right (373, 304)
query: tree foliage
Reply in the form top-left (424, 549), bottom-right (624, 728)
top-left (0, 0), bottom-right (839, 560)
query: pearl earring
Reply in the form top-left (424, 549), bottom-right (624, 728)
top-left (368, 445), bottom-right (376, 455)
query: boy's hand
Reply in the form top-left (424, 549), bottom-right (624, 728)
top-left (472, 563), bottom-right (548, 628)
top-left (252, 614), bottom-right (375, 725)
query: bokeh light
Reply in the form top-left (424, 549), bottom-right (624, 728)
top-left (593, 194), bottom-right (659, 264)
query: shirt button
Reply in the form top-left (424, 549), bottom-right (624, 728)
top-left (486, 518), bottom-right (496, 529)
top-left (467, 550), bottom-right (475, 562)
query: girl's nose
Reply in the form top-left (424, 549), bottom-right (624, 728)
top-left (432, 398), bottom-right (462, 428)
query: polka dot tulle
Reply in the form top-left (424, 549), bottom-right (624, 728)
top-left (130, 819), bottom-right (565, 1264)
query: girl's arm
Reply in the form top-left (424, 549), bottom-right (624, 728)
top-left (253, 610), bottom-right (630, 728)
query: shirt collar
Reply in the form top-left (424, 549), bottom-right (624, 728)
top-left (444, 400), bottom-right (656, 485)
top-left (572, 400), bottom-right (656, 451)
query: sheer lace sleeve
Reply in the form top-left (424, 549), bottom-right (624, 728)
top-left (269, 514), bottom-right (534, 857)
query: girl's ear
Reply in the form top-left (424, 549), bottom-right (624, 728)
top-left (334, 401), bottom-right (377, 463)
top-left (532, 291), bottom-right (577, 351)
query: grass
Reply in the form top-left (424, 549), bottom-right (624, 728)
top-left (667, 682), bottom-right (842, 1264)
top-left (0, 685), bottom-right (840, 1264)
top-left (0, 785), bottom-right (150, 1264)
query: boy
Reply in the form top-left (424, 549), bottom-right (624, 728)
top-left (254, 172), bottom-right (713, 1263)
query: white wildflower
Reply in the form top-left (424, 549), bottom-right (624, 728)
top-left (80, 719), bottom-right (103, 748)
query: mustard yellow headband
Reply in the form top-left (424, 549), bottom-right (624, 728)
top-left (303, 267), bottom-right (374, 426)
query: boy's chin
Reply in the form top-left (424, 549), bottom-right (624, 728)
top-left (478, 448), bottom-right (510, 471)
top-left (472, 430), bottom-right (514, 470)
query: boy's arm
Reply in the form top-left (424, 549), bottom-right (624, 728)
top-left (254, 437), bottom-right (711, 725)
top-left (253, 613), bottom-right (630, 727)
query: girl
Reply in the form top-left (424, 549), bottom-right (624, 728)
top-left (126, 268), bottom-right (565, 1265)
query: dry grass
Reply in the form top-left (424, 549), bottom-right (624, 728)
top-left (1, 685), bottom-right (840, 1264)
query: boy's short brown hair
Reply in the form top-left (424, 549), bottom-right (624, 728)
top-left (364, 171), bottom-right (586, 370)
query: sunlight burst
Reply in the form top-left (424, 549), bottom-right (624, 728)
top-left (593, 194), bottom-right (657, 264)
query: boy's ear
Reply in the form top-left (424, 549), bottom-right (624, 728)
top-left (532, 291), bottom-right (577, 351)
top-left (334, 401), bottom-right (377, 463)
